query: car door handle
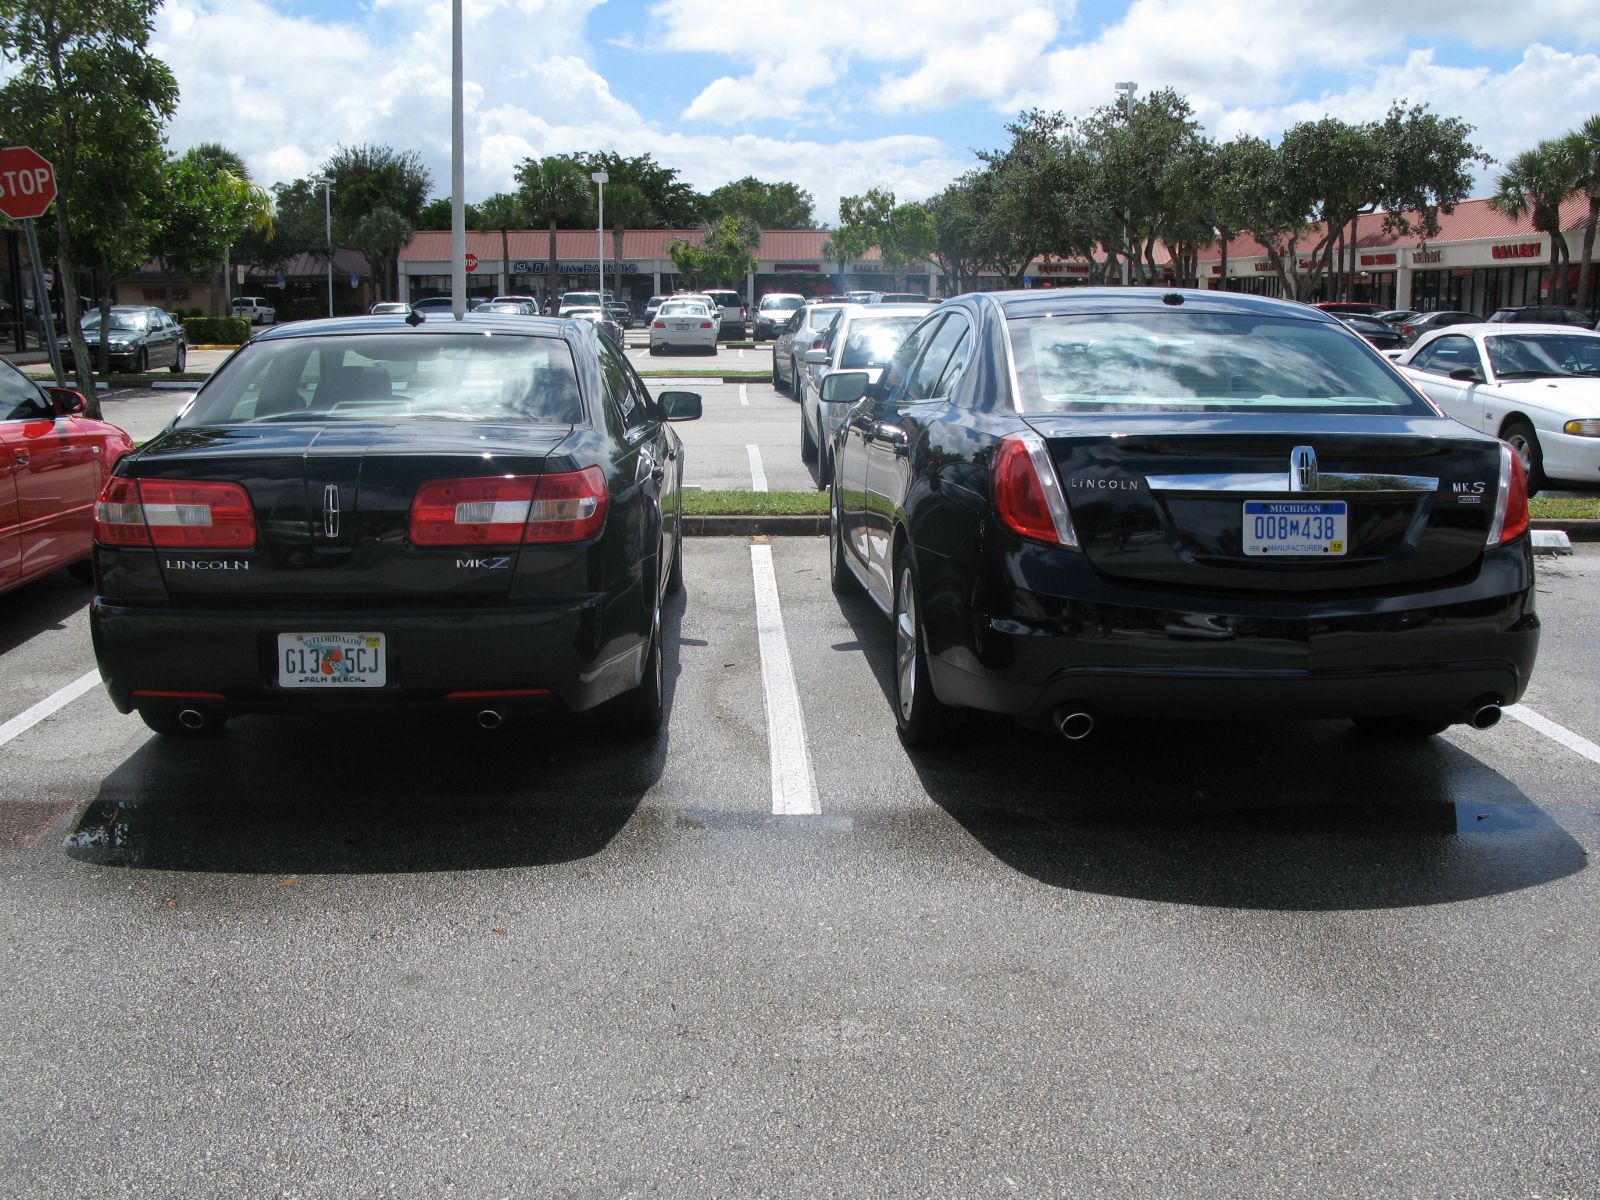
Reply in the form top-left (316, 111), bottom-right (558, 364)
top-left (13, 449), bottom-right (28, 465)
top-left (665, 446), bottom-right (677, 461)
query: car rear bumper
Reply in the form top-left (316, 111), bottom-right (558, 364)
top-left (921, 538), bottom-right (1540, 727)
top-left (90, 597), bottom-right (647, 719)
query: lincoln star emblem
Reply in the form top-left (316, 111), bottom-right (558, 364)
top-left (323, 484), bottom-right (340, 539)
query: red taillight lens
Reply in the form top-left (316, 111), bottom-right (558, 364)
top-left (94, 477), bottom-right (256, 549)
top-left (651, 320), bottom-right (665, 328)
top-left (409, 468), bottom-right (608, 547)
top-left (699, 321), bottom-right (714, 329)
top-left (1491, 446), bottom-right (1530, 545)
top-left (992, 435), bottom-right (1079, 548)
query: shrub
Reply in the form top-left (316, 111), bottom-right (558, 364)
top-left (182, 316), bottom-right (251, 345)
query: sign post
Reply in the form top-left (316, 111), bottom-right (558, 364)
top-left (0, 146), bottom-right (65, 386)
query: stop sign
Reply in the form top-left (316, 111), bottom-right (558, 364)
top-left (464, 252), bottom-right (479, 273)
top-left (0, 146), bottom-right (57, 220)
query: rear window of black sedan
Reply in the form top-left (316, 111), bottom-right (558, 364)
top-left (178, 333), bottom-right (585, 427)
top-left (1007, 312), bottom-right (1434, 416)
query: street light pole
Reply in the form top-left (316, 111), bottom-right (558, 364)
top-left (450, 0), bottom-right (466, 319)
top-left (1115, 81), bottom-right (1137, 287)
top-left (591, 170), bottom-right (608, 296)
top-left (315, 177), bottom-right (334, 317)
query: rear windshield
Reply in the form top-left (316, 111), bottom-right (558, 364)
top-left (839, 315), bottom-right (922, 369)
top-left (1006, 312), bottom-right (1434, 415)
top-left (178, 333), bottom-right (585, 427)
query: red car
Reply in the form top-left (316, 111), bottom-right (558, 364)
top-left (1, 358), bottom-right (133, 594)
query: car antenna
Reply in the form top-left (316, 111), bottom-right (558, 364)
top-left (405, 309), bottom-right (425, 327)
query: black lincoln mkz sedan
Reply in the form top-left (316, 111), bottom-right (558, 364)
top-left (824, 289), bottom-right (1538, 745)
top-left (90, 311), bottom-right (699, 735)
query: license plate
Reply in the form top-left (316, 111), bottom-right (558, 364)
top-left (1243, 501), bottom-right (1347, 556)
top-left (674, 322), bottom-right (693, 330)
top-left (277, 632), bottom-right (387, 688)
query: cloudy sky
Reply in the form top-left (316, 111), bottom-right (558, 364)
top-left (152, 0), bottom-right (1600, 224)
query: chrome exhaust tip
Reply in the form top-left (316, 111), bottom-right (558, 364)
top-left (476, 708), bottom-right (505, 731)
top-left (177, 709), bottom-right (206, 730)
top-left (1470, 704), bottom-right (1503, 730)
top-left (1053, 707), bottom-right (1095, 742)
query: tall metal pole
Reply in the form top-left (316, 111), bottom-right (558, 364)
top-left (451, 0), bottom-right (466, 319)
top-left (591, 170), bottom-right (608, 297)
top-left (21, 217), bottom-right (64, 386)
top-left (1116, 81), bottom-right (1137, 287)
top-left (316, 178), bottom-right (334, 317)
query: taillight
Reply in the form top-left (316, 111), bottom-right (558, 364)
top-left (651, 320), bottom-right (665, 328)
top-left (94, 477), bottom-right (256, 549)
top-left (992, 434), bottom-right (1079, 548)
top-left (1487, 443), bottom-right (1529, 546)
top-left (409, 468), bottom-right (608, 547)
top-left (699, 321), bottom-right (714, 329)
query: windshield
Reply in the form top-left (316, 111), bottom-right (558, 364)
top-left (82, 311), bottom-right (147, 332)
top-left (1486, 333), bottom-right (1600, 378)
top-left (1007, 312), bottom-right (1435, 415)
top-left (760, 296), bottom-right (804, 312)
top-left (659, 302), bottom-right (709, 317)
top-left (839, 315), bottom-right (922, 369)
top-left (178, 333), bottom-right (585, 427)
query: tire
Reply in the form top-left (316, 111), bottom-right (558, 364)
top-left (665, 516), bottom-right (684, 595)
top-left (829, 483), bottom-right (858, 596)
top-left (1500, 417), bottom-right (1548, 496)
top-left (800, 414), bottom-right (817, 463)
top-left (789, 359), bottom-right (800, 400)
top-left (609, 610), bottom-right (665, 736)
top-left (648, 344), bottom-right (661, 356)
top-left (892, 548), bottom-right (948, 747)
top-left (170, 343), bottom-right (186, 373)
top-left (817, 426), bottom-right (833, 489)
top-left (1352, 715), bottom-right (1452, 738)
top-left (137, 706), bottom-right (227, 737)
top-left (772, 356), bottom-right (782, 392)
top-left (133, 348), bottom-right (148, 374)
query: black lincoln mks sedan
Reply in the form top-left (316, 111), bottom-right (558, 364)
top-left (90, 311), bottom-right (699, 736)
top-left (823, 289), bottom-right (1538, 746)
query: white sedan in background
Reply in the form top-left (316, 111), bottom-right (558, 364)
top-left (1394, 323), bottom-right (1600, 493)
top-left (648, 299), bottom-right (720, 355)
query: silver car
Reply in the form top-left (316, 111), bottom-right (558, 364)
top-left (799, 305), bottom-right (930, 485)
top-left (753, 293), bottom-right (805, 341)
top-left (772, 300), bottom-right (849, 397)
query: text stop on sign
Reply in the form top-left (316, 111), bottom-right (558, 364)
top-left (0, 147), bottom-right (58, 220)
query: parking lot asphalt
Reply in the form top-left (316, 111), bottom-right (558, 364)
top-left (1, 531), bottom-right (1597, 1197)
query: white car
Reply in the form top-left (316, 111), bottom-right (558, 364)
top-left (1395, 322), bottom-right (1600, 493)
top-left (231, 296), bottom-right (275, 325)
top-left (752, 292), bottom-right (805, 341)
top-left (799, 304), bottom-right (931, 484)
top-left (649, 300), bottom-right (720, 355)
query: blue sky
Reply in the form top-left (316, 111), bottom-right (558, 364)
top-left (152, 0), bottom-right (1600, 224)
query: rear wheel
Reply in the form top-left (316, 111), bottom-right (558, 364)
top-left (610, 611), bottom-right (665, 736)
top-left (772, 356), bottom-right (783, 392)
top-left (800, 415), bottom-right (817, 463)
top-left (137, 707), bottom-right (227, 737)
top-left (829, 485), bottom-right (857, 596)
top-left (1501, 418), bottom-right (1548, 495)
top-left (665, 517), bottom-right (684, 595)
top-left (133, 348), bottom-right (148, 374)
top-left (892, 550), bottom-right (948, 747)
top-left (1352, 715), bottom-right (1452, 738)
top-left (170, 343), bottom-right (187, 373)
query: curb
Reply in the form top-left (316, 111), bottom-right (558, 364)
top-left (1531, 518), bottom-right (1600, 541)
top-left (683, 514), bottom-right (826, 537)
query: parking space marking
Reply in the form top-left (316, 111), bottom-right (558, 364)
top-left (739, 383), bottom-right (748, 406)
top-left (750, 544), bottom-right (819, 816)
top-left (747, 444), bottom-right (768, 492)
top-left (0, 670), bottom-right (101, 749)
top-left (1505, 705), bottom-right (1600, 766)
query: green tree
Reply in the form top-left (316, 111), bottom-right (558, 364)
top-left (514, 156), bottom-right (589, 291)
top-left (154, 142), bottom-right (272, 315)
top-left (350, 206), bottom-right (412, 302)
top-left (0, 0), bottom-right (178, 390)
top-left (1565, 114), bottom-right (1600, 311)
top-left (600, 181), bottom-right (654, 289)
top-left (704, 176), bottom-right (816, 229)
top-left (566, 151), bottom-right (704, 227)
top-left (825, 188), bottom-right (936, 291)
top-left (926, 178), bottom-right (986, 293)
top-left (1492, 139), bottom-right (1580, 305)
top-left (322, 143), bottom-right (432, 226)
top-left (416, 196), bottom-right (481, 231)
top-left (669, 215), bottom-right (759, 288)
top-left (472, 191), bottom-right (525, 290)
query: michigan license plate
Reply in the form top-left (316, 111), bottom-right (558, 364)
top-left (277, 632), bottom-right (387, 688)
top-left (1243, 501), bottom-right (1347, 556)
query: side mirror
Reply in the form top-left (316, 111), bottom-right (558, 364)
top-left (1447, 366), bottom-right (1482, 383)
top-left (658, 390), bottom-right (702, 421)
top-left (1382, 350), bottom-right (1405, 361)
top-left (48, 387), bottom-right (87, 417)
top-left (819, 371), bottom-right (871, 407)
top-left (803, 347), bottom-right (828, 365)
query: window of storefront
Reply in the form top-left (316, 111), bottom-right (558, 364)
top-left (1410, 265), bottom-right (1545, 315)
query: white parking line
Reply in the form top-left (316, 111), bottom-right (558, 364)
top-left (749, 544), bottom-right (819, 815)
top-left (739, 383), bottom-right (748, 406)
top-left (0, 670), bottom-right (102, 749)
top-left (747, 444), bottom-right (768, 492)
top-left (1505, 705), bottom-right (1600, 766)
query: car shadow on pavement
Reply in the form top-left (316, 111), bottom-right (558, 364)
top-left (0, 571), bottom-right (93, 656)
top-left (63, 590), bottom-right (689, 875)
top-left (835, 588), bottom-right (1588, 912)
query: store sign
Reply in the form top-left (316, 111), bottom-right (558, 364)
top-left (1254, 261), bottom-right (1276, 273)
top-left (773, 262), bottom-right (821, 272)
top-left (1359, 253), bottom-right (1397, 267)
top-left (1491, 242), bottom-right (1541, 260)
top-left (849, 263), bottom-right (891, 273)
top-left (1210, 265), bottom-right (1222, 276)
top-left (1037, 262), bottom-right (1091, 276)
top-left (1411, 249), bottom-right (1442, 264)
top-left (507, 261), bottom-right (641, 275)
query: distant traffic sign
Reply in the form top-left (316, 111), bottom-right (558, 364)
top-left (464, 253), bottom-right (479, 273)
top-left (0, 146), bottom-right (57, 220)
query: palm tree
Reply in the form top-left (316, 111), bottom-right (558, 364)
top-left (1491, 139), bottom-right (1579, 305)
top-left (473, 192), bottom-right (526, 293)
top-left (514, 158), bottom-right (587, 300)
top-left (600, 182), bottom-right (654, 295)
top-left (1565, 115), bottom-right (1600, 314)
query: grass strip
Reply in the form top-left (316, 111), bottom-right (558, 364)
top-left (683, 489), bottom-right (827, 516)
top-left (1529, 496), bottom-right (1600, 519)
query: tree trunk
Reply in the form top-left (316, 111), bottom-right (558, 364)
top-left (1219, 236), bottom-right (1229, 291)
top-left (96, 262), bottom-right (113, 376)
top-left (1578, 196), bottom-right (1599, 314)
top-left (51, 207), bottom-right (95, 395)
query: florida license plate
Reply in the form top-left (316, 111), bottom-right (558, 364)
top-left (277, 632), bottom-right (387, 688)
top-left (1243, 501), bottom-right (1347, 556)
top-left (674, 322), bottom-right (693, 330)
